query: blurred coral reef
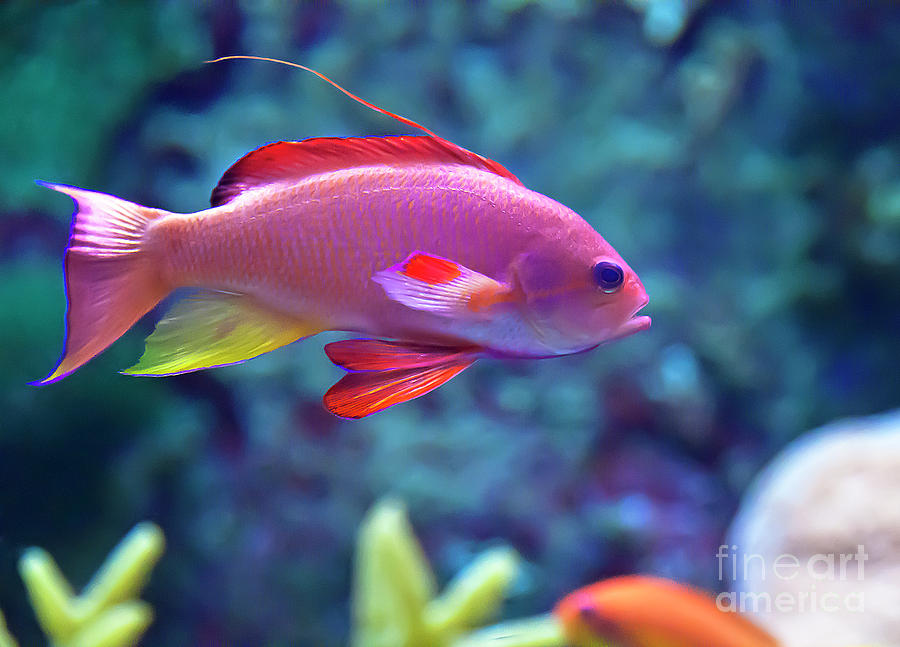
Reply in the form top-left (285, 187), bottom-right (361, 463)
top-left (350, 499), bottom-right (560, 647)
top-left (729, 410), bottom-right (900, 647)
top-left (1, 1), bottom-right (899, 645)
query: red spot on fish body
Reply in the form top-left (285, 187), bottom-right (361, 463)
top-left (401, 253), bottom-right (462, 285)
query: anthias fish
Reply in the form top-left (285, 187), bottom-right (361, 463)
top-left (37, 57), bottom-right (650, 418)
top-left (554, 575), bottom-right (779, 647)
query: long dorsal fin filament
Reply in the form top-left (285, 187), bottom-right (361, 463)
top-left (205, 56), bottom-right (522, 207)
top-left (206, 55), bottom-right (441, 138)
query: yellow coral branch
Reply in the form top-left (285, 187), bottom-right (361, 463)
top-left (352, 499), bottom-right (525, 647)
top-left (17, 522), bottom-right (164, 647)
top-left (352, 499), bottom-right (437, 647)
top-left (77, 522), bottom-right (165, 620)
top-left (66, 601), bottom-right (154, 647)
top-left (451, 614), bottom-right (567, 647)
top-left (425, 546), bottom-right (519, 636)
top-left (18, 548), bottom-right (80, 641)
top-left (0, 610), bottom-right (20, 647)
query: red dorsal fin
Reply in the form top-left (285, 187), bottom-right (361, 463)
top-left (205, 56), bottom-right (521, 207)
top-left (210, 135), bottom-right (522, 206)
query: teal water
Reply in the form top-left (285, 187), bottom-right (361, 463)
top-left (1, 2), bottom-right (899, 645)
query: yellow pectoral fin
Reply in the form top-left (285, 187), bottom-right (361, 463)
top-left (122, 291), bottom-right (319, 376)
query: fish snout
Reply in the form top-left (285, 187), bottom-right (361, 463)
top-left (617, 277), bottom-right (651, 337)
top-left (630, 280), bottom-right (649, 316)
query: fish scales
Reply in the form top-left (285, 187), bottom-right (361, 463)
top-left (155, 165), bottom-right (545, 339)
top-left (36, 61), bottom-right (649, 417)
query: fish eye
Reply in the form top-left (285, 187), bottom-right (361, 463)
top-left (592, 261), bottom-right (624, 293)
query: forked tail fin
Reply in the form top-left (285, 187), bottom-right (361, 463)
top-left (34, 183), bottom-right (170, 384)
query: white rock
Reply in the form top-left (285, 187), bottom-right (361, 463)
top-left (727, 410), bottom-right (900, 647)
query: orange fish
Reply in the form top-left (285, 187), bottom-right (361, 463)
top-left (554, 575), bottom-right (779, 647)
top-left (36, 57), bottom-right (650, 418)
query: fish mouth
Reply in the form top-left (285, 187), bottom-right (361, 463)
top-left (632, 293), bottom-right (649, 317)
top-left (619, 314), bottom-right (651, 337)
top-left (612, 296), bottom-right (651, 339)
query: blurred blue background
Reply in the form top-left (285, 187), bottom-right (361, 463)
top-left (1, 1), bottom-right (899, 645)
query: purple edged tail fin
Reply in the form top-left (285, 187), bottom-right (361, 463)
top-left (35, 183), bottom-right (170, 384)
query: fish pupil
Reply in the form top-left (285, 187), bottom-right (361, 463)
top-left (593, 262), bottom-right (624, 292)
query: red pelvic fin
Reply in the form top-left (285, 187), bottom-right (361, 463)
top-left (324, 338), bottom-right (476, 372)
top-left (322, 338), bottom-right (479, 418)
top-left (324, 361), bottom-right (474, 419)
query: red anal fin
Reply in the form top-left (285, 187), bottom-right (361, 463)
top-left (324, 338), bottom-right (477, 372)
top-left (324, 361), bottom-right (474, 419)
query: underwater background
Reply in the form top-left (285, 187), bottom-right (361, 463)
top-left (2, 1), bottom-right (899, 645)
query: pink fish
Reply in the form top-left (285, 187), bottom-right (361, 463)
top-left (36, 57), bottom-right (650, 418)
